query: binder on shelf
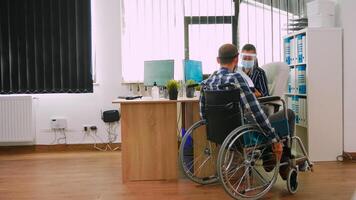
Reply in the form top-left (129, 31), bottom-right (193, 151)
top-left (291, 37), bottom-right (295, 65)
top-left (297, 65), bottom-right (307, 94)
top-left (288, 67), bottom-right (296, 93)
top-left (297, 34), bottom-right (304, 63)
top-left (294, 37), bottom-right (298, 65)
top-left (302, 35), bottom-right (306, 63)
top-left (292, 96), bottom-right (300, 125)
top-left (284, 38), bottom-right (291, 65)
top-left (299, 97), bottom-right (308, 127)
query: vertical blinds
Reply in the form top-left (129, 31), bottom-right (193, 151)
top-left (0, 0), bottom-right (93, 94)
top-left (238, 0), bottom-right (305, 65)
top-left (121, 0), bottom-right (237, 82)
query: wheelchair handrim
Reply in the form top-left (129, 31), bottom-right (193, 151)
top-left (217, 126), bottom-right (280, 200)
top-left (179, 120), bottom-right (219, 185)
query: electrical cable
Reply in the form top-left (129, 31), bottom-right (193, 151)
top-left (337, 152), bottom-right (355, 162)
top-left (51, 128), bottom-right (67, 144)
top-left (57, 129), bottom-right (67, 144)
top-left (51, 129), bottom-right (58, 145)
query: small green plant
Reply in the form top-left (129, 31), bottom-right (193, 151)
top-left (166, 80), bottom-right (180, 91)
top-left (195, 85), bottom-right (201, 91)
top-left (186, 79), bottom-right (196, 86)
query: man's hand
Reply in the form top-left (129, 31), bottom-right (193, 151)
top-left (272, 142), bottom-right (283, 161)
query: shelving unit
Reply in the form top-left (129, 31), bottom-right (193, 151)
top-left (285, 93), bottom-right (307, 97)
top-left (283, 28), bottom-right (343, 161)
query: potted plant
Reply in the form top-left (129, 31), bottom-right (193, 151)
top-left (185, 80), bottom-right (198, 98)
top-left (166, 80), bottom-right (180, 100)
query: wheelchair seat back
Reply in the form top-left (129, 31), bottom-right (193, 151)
top-left (204, 89), bottom-right (243, 144)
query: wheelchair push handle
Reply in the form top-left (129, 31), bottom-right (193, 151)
top-left (216, 83), bottom-right (289, 125)
top-left (257, 96), bottom-right (281, 103)
top-left (217, 83), bottom-right (239, 89)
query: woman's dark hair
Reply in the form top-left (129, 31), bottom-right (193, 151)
top-left (241, 44), bottom-right (257, 53)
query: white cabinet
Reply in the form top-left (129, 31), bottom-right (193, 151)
top-left (283, 28), bottom-right (342, 161)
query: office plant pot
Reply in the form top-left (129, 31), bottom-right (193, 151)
top-left (186, 87), bottom-right (195, 98)
top-left (169, 88), bottom-right (178, 100)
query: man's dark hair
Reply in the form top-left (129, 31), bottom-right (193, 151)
top-left (218, 44), bottom-right (238, 65)
top-left (241, 44), bottom-right (257, 53)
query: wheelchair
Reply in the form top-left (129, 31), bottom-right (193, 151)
top-left (179, 83), bottom-right (313, 200)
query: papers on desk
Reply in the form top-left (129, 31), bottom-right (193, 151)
top-left (287, 96), bottom-right (308, 127)
top-left (236, 69), bottom-right (255, 88)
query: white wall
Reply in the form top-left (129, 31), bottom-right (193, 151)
top-left (12, 0), bottom-right (356, 152)
top-left (339, 0), bottom-right (356, 152)
top-left (307, 0), bottom-right (356, 152)
top-left (33, 0), bottom-right (127, 145)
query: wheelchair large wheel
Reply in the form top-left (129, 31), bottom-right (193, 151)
top-left (217, 125), bottom-right (280, 200)
top-left (179, 120), bottom-right (219, 185)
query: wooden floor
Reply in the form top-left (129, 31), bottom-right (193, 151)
top-left (0, 151), bottom-right (355, 200)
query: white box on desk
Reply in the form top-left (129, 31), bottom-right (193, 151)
top-left (307, 0), bottom-right (335, 16)
top-left (308, 14), bottom-right (335, 27)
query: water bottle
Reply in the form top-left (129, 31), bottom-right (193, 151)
top-left (151, 82), bottom-right (160, 99)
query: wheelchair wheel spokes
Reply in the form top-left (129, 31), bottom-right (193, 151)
top-left (179, 120), bottom-right (219, 185)
top-left (218, 126), bottom-right (280, 200)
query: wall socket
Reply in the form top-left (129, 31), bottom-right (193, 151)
top-left (51, 118), bottom-right (67, 129)
top-left (83, 125), bottom-right (97, 132)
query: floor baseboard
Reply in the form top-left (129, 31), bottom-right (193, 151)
top-left (0, 143), bottom-right (121, 154)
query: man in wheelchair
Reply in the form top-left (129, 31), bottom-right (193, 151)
top-left (199, 44), bottom-right (298, 180)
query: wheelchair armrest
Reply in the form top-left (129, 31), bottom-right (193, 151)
top-left (257, 96), bottom-right (281, 104)
top-left (263, 102), bottom-right (282, 113)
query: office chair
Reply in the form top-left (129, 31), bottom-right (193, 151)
top-left (261, 62), bottom-right (289, 113)
top-left (262, 62), bottom-right (289, 97)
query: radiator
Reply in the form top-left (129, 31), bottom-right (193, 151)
top-left (0, 96), bottom-right (34, 143)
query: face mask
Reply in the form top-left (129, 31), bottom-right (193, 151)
top-left (241, 60), bottom-right (255, 69)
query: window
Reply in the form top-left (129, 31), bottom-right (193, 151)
top-left (188, 24), bottom-right (233, 74)
top-left (120, 0), bottom-right (304, 82)
top-left (0, 0), bottom-right (93, 94)
top-left (238, 0), bottom-right (303, 66)
top-left (120, 0), bottom-right (238, 82)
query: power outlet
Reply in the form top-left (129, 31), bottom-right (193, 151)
top-left (51, 118), bottom-right (67, 129)
top-left (83, 125), bottom-right (90, 132)
top-left (83, 125), bottom-right (97, 132)
top-left (90, 126), bottom-right (97, 131)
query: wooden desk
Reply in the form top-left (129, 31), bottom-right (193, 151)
top-left (113, 97), bottom-right (200, 182)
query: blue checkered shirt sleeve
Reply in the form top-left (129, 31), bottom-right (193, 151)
top-left (233, 73), bottom-right (275, 138)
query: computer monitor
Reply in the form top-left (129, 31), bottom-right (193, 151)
top-left (183, 60), bottom-right (203, 83)
top-left (144, 60), bottom-right (174, 86)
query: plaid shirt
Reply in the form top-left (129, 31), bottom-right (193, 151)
top-left (200, 67), bottom-right (276, 139)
